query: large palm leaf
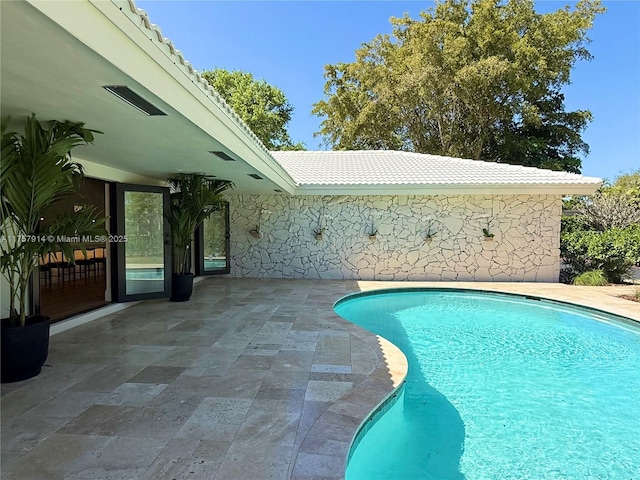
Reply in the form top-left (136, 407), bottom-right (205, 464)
top-left (166, 173), bottom-right (233, 274)
top-left (1, 114), bottom-right (104, 325)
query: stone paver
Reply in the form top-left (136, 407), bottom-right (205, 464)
top-left (1, 277), bottom-right (638, 479)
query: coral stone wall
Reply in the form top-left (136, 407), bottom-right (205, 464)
top-left (228, 194), bottom-right (562, 282)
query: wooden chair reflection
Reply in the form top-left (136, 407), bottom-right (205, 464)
top-left (74, 248), bottom-right (96, 278)
top-left (46, 251), bottom-right (76, 284)
top-left (39, 255), bottom-right (52, 285)
top-left (93, 247), bottom-right (106, 275)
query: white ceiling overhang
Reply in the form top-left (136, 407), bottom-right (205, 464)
top-left (0, 0), bottom-right (296, 194)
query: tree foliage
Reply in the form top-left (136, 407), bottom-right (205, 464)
top-left (572, 169), bottom-right (640, 230)
top-left (607, 169), bottom-right (640, 205)
top-left (124, 192), bottom-right (164, 259)
top-left (576, 191), bottom-right (640, 230)
top-left (313, 0), bottom-right (604, 172)
top-left (561, 225), bottom-right (640, 284)
top-left (561, 170), bottom-right (640, 283)
top-left (202, 68), bottom-right (304, 151)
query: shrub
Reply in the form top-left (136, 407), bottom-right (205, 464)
top-left (560, 215), bottom-right (587, 234)
top-left (572, 270), bottom-right (608, 286)
top-left (561, 224), bottom-right (640, 284)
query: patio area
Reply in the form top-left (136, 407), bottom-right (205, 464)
top-left (1, 277), bottom-right (638, 480)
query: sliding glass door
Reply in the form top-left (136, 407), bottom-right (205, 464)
top-left (113, 184), bottom-right (171, 301)
top-left (196, 202), bottom-right (230, 275)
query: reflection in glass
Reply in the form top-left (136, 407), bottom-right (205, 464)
top-left (124, 191), bottom-right (165, 294)
top-left (203, 207), bottom-right (227, 272)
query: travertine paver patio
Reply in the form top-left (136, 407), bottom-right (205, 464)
top-left (1, 277), bottom-right (638, 480)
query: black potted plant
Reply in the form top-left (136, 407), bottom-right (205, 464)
top-left (1, 114), bottom-right (105, 383)
top-left (166, 173), bottom-right (232, 302)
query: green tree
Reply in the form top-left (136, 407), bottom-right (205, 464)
top-left (202, 68), bottom-right (304, 151)
top-left (561, 170), bottom-right (640, 283)
top-left (609, 169), bottom-right (640, 205)
top-left (572, 169), bottom-right (640, 230)
top-left (203, 208), bottom-right (226, 258)
top-left (313, 0), bottom-right (604, 172)
top-left (124, 191), bottom-right (164, 260)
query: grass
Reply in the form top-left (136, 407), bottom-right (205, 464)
top-left (619, 285), bottom-right (640, 304)
top-left (572, 270), bottom-right (609, 286)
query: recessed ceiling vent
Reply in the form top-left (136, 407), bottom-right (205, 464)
top-left (248, 173), bottom-right (263, 180)
top-left (209, 151), bottom-right (235, 161)
top-left (102, 85), bottom-right (166, 116)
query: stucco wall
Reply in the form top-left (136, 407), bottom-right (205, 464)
top-left (228, 194), bottom-right (562, 282)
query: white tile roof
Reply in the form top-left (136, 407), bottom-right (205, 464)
top-left (270, 150), bottom-right (602, 195)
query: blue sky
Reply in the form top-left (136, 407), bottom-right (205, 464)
top-left (136, 1), bottom-right (639, 181)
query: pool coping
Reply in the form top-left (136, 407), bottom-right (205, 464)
top-left (330, 285), bottom-right (639, 479)
top-left (335, 286), bottom-right (640, 328)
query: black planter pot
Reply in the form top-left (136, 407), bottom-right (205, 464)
top-left (1, 314), bottom-right (50, 383)
top-left (171, 273), bottom-right (194, 302)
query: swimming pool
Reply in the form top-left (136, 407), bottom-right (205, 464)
top-left (126, 268), bottom-right (164, 280)
top-left (125, 260), bottom-right (225, 279)
top-left (335, 289), bottom-right (640, 480)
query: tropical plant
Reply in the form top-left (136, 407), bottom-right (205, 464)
top-left (166, 173), bottom-right (232, 274)
top-left (572, 270), bottom-right (608, 286)
top-left (1, 114), bottom-right (105, 326)
top-left (424, 218), bottom-right (438, 239)
top-left (249, 208), bottom-right (271, 238)
top-left (313, 211), bottom-right (332, 238)
top-left (482, 221), bottom-right (495, 239)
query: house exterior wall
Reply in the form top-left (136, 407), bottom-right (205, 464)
top-left (228, 194), bottom-right (562, 282)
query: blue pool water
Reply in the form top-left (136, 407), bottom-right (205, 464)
top-left (126, 268), bottom-right (164, 280)
top-left (335, 290), bottom-right (640, 480)
top-left (205, 259), bottom-right (226, 270)
top-left (125, 259), bottom-right (225, 280)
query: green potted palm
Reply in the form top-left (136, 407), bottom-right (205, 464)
top-left (1, 114), bottom-right (106, 383)
top-left (166, 173), bottom-right (232, 302)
